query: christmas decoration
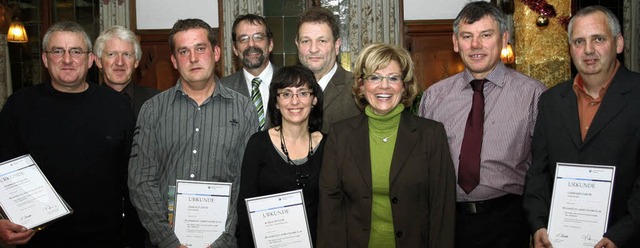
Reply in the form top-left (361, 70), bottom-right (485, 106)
top-left (536, 16), bottom-right (549, 27)
top-left (520, 0), bottom-right (570, 29)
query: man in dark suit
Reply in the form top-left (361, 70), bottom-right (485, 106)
top-left (95, 25), bottom-right (158, 117)
top-left (94, 25), bottom-right (158, 248)
top-left (296, 7), bottom-right (360, 133)
top-left (221, 14), bottom-right (277, 131)
top-left (523, 6), bottom-right (640, 248)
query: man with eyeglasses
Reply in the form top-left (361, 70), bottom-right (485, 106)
top-left (296, 7), bottom-right (360, 133)
top-left (95, 25), bottom-right (158, 118)
top-left (419, 2), bottom-right (545, 248)
top-left (0, 21), bottom-right (135, 247)
top-left (221, 14), bottom-right (279, 131)
top-left (128, 19), bottom-right (257, 248)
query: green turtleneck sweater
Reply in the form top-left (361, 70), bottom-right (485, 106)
top-left (366, 104), bottom-right (404, 248)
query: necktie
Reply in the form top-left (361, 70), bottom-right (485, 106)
top-left (251, 78), bottom-right (265, 130)
top-left (458, 79), bottom-right (486, 194)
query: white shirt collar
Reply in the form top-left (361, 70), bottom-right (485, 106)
top-left (317, 63), bottom-right (338, 91)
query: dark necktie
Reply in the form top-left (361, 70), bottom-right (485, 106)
top-left (458, 79), bottom-right (486, 194)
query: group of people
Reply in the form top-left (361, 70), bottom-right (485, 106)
top-left (0, 1), bottom-right (638, 248)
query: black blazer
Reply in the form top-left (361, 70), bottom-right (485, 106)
top-left (523, 66), bottom-right (640, 247)
top-left (317, 110), bottom-right (456, 247)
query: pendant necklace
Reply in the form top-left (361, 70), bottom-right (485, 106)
top-left (280, 128), bottom-right (313, 164)
top-left (370, 131), bottom-right (397, 143)
top-left (280, 128), bottom-right (313, 188)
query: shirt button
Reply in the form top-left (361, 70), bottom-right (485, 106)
top-left (195, 128), bottom-right (200, 132)
top-left (192, 150), bottom-right (197, 154)
top-left (197, 107), bottom-right (201, 111)
top-left (190, 174), bottom-right (195, 178)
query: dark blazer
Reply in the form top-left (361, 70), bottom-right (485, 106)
top-left (131, 83), bottom-right (159, 118)
top-left (317, 110), bottom-right (456, 248)
top-left (322, 66), bottom-right (361, 133)
top-left (220, 65), bottom-right (280, 130)
top-left (523, 66), bottom-right (640, 248)
top-left (102, 82), bottom-right (158, 118)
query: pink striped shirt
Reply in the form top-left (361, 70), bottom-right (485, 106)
top-left (419, 63), bottom-right (546, 201)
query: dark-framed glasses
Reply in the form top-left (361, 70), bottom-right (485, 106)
top-left (364, 74), bottom-right (403, 85)
top-left (236, 33), bottom-right (266, 44)
top-left (277, 91), bottom-right (313, 100)
top-left (46, 48), bottom-right (90, 58)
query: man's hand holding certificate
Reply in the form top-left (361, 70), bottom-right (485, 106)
top-left (547, 163), bottom-right (615, 248)
top-left (0, 155), bottom-right (72, 231)
top-left (173, 180), bottom-right (232, 248)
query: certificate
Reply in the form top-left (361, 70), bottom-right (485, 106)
top-left (246, 189), bottom-right (312, 248)
top-left (548, 163), bottom-right (615, 248)
top-left (173, 180), bottom-right (231, 247)
top-left (0, 155), bottom-right (72, 230)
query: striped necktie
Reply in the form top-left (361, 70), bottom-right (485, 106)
top-left (251, 77), bottom-right (265, 130)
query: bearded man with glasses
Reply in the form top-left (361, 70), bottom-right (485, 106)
top-left (0, 21), bottom-right (135, 247)
top-left (222, 14), bottom-right (279, 131)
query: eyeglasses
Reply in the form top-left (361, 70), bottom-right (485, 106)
top-left (277, 91), bottom-right (313, 100)
top-left (364, 74), bottom-right (403, 85)
top-left (45, 48), bottom-right (90, 58)
top-left (236, 33), bottom-right (266, 44)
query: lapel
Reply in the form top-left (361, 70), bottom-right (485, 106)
top-left (559, 83), bottom-right (583, 148)
top-left (323, 66), bottom-right (347, 111)
top-left (583, 67), bottom-right (631, 145)
top-left (237, 72), bottom-right (250, 96)
top-left (389, 111), bottom-right (419, 186)
top-left (347, 115), bottom-right (373, 191)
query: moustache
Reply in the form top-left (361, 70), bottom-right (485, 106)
top-left (243, 47), bottom-right (264, 56)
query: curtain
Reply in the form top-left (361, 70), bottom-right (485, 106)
top-left (0, 34), bottom-right (11, 109)
top-left (623, 0), bottom-right (640, 72)
top-left (99, 0), bottom-right (131, 30)
top-left (345, 0), bottom-right (401, 69)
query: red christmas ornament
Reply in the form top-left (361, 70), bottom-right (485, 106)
top-left (520, 0), bottom-right (557, 18)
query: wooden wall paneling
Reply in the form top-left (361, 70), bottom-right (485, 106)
top-left (404, 20), bottom-right (464, 90)
top-left (135, 31), bottom-right (178, 91)
top-left (130, 0), bottom-right (223, 91)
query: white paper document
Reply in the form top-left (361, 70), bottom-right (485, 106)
top-left (173, 180), bottom-right (231, 248)
top-left (246, 189), bottom-right (312, 248)
top-left (548, 163), bottom-right (615, 248)
top-left (0, 155), bottom-right (72, 229)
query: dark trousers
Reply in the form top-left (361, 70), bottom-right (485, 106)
top-left (455, 194), bottom-right (530, 248)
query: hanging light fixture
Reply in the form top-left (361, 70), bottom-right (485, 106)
top-left (7, 18), bottom-right (28, 43)
top-left (501, 43), bottom-right (515, 64)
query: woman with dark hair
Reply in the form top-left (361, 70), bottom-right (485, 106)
top-left (236, 65), bottom-right (325, 248)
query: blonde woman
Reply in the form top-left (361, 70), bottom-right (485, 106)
top-left (317, 43), bottom-right (455, 247)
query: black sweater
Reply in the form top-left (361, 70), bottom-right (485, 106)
top-left (0, 82), bottom-right (135, 247)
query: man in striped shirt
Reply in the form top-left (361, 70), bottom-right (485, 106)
top-left (128, 19), bottom-right (257, 248)
top-left (419, 2), bottom-right (546, 248)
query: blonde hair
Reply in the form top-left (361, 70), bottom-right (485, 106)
top-left (352, 43), bottom-right (419, 110)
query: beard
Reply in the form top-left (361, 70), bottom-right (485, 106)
top-left (242, 46), bottom-right (266, 69)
